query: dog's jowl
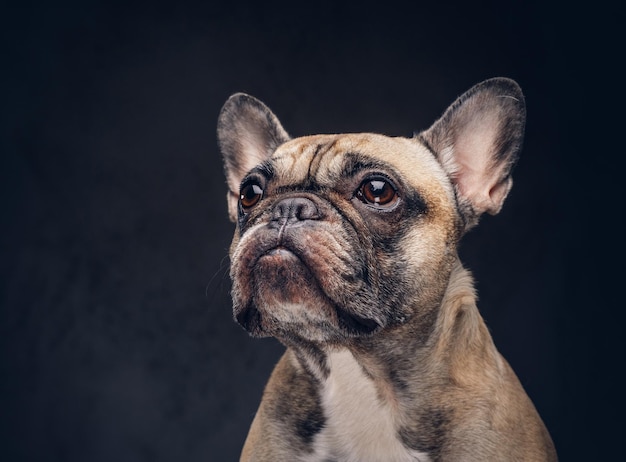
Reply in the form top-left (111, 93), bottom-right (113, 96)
top-left (217, 78), bottom-right (557, 461)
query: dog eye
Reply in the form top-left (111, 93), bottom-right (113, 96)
top-left (240, 182), bottom-right (264, 209)
top-left (357, 178), bottom-right (399, 208)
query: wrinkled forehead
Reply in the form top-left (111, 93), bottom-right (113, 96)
top-left (269, 133), bottom-right (452, 195)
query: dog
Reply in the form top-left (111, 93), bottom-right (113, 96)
top-left (216, 78), bottom-right (557, 461)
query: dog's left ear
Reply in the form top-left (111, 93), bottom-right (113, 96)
top-left (419, 78), bottom-right (525, 229)
top-left (217, 93), bottom-right (291, 222)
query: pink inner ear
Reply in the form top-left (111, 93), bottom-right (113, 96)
top-left (225, 134), bottom-right (271, 194)
top-left (452, 113), bottom-right (512, 215)
top-left (488, 177), bottom-right (514, 214)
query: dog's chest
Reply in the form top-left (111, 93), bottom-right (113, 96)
top-left (304, 349), bottom-right (430, 462)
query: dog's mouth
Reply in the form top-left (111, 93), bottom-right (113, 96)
top-left (255, 244), bottom-right (305, 275)
top-left (233, 239), bottom-right (381, 340)
top-left (257, 245), bottom-right (299, 265)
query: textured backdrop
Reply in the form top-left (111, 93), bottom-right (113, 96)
top-left (1, 1), bottom-right (622, 461)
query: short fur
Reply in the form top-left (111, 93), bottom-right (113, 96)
top-left (217, 78), bottom-right (557, 461)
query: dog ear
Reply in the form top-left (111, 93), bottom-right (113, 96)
top-left (217, 93), bottom-right (290, 222)
top-left (418, 78), bottom-right (525, 229)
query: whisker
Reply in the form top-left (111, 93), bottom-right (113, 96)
top-left (205, 253), bottom-right (231, 301)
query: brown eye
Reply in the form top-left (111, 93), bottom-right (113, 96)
top-left (240, 182), bottom-right (263, 209)
top-left (357, 178), bottom-right (398, 207)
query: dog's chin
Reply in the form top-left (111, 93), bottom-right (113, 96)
top-left (233, 246), bottom-right (380, 341)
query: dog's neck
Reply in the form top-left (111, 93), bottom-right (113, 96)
top-left (281, 259), bottom-right (504, 459)
top-left (287, 258), bottom-right (502, 395)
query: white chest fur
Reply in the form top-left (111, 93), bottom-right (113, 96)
top-left (305, 349), bottom-right (430, 462)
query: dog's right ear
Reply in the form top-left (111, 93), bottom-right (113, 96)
top-left (217, 93), bottom-right (290, 222)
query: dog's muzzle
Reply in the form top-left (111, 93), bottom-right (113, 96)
top-left (230, 193), bottom-right (383, 339)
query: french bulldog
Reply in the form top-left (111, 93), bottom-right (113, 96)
top-left (217, 78), bottom-right (557, 461)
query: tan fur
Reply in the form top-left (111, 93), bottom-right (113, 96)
top-left (217, 79), bottom-right (557, 461)
top-left (240, 263), bottom-right (556, 461)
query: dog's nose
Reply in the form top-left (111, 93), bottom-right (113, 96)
top-left (271, 197), bottom-right (321, 223)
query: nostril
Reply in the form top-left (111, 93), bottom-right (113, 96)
top-left (293, 198), bottom-right (320, 220)
top-left (272, 197), bottom-right (320, 222)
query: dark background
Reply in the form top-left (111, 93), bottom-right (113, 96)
top-left (1, 1), bottom-right (622, 461)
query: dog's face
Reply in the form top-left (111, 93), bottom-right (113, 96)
top-left (217, 79), bottom-right (525, 344)
top-left (227, 134), bottom-right (459, 342)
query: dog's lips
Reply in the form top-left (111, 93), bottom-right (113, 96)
top-left (253, 244), bottom-right (380, 335)
top-left (262, 246), bottom-right (296, 259)
top-left (253, 244), bottom-right (318, 296)
top-left (231, 225), bottom-right (383, 339)
top-left (253, 245), bottom-right (305, 275)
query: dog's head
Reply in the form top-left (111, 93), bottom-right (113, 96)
top-left (217, 78), bottom-right (525, 344)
